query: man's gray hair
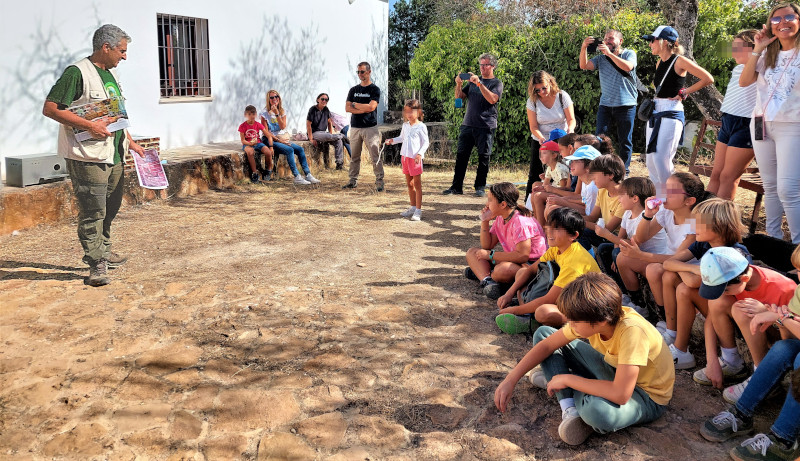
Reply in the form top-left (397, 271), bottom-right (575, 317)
top-left (478, 53), bottom-right (497, 67)
top-left (92, 24), bottom-right (132, 51)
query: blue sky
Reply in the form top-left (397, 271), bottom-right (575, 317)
top-left (389, 0), bottom-right (398, 9)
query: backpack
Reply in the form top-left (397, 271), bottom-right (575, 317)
top-left (520, 261), bottom-right (560, 304)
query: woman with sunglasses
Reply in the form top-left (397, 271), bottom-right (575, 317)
top-left (260, 89), bottom-right (320, 185)
top-left (740, 3), bottom-right (800, 244)
top-left (306, 93), bottom-right (346, 170)
top-left (525, 71), bottom-right (576, 202)
top-left (641, 26), bottom-right (714, 199)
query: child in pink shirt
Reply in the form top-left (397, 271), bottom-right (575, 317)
top-left (466, 182), bottom-right (547, 300)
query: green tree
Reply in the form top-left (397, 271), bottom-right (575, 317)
top-left (388, 0), bottom-right (435, 109)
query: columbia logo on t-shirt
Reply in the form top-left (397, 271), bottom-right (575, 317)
top-left (354, 93), bottom-right (372, 98)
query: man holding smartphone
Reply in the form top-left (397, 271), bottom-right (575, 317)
top-left (579, 30), bottom-right (638, 174)
top-left (443, 53), bottom-right (503, 197)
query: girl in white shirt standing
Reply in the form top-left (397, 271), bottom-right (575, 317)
top-left (708, 29), bottom-right (758, 200)
top-left (386, 99), bottom-right (429, 221)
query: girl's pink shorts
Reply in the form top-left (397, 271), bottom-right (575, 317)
top-left (402, 156), bottom-right (423, 176)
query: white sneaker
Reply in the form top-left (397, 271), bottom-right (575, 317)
top-left (410, 209), bottom-right (422, 221)
top-left (305, 173), bottom-right (320, 184)
top-left (669, 343), bottom-right (696, 369)
top-left (528, 365), bottom-right (548, 389)
top-left (400, 207), bottom-right (416, 218)
top-left (558, 407), bottom-right (593, 445)
top-left (294, 175), bottom-right (311, 185)
top-left (629, 302), bottom-right (649, 318)
top-left (655, 320), bottom-right (667, 333)
top-left (660, 329), bottom-right (676, 347)
top-left (723, 376), bottom-right (751, 404)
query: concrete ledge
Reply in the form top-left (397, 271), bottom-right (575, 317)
top-left (0, 130), bottom-right (395, 235)
top-left (0, 123), bottom-right (447, 235)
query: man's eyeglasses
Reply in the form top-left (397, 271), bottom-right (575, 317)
top-left (269, 95), bottom-right (280, 100)
top-left (479, 63), bottom-right (494, 68)
top-left (319, 98), bottom-right (329, 102)
top-left (534, 87), bottom-right (548, 94)
top-left (770, 14), bottom-right (798, 24)
top-left (357, 70), bottom-right (369, 74)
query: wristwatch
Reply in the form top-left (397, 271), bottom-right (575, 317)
top-left (641, 211), bottom-right (654, 221)
top-left (489, 250), bottom-right (496, 264)
top-left (351, 101), bottom-right (356, 109)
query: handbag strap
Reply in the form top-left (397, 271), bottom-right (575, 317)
top-left (654, 55), bottom-right (677, 97)
top-left (604, 55), bottom-right (635, 83)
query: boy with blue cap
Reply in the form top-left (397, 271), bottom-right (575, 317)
top-left (695, 247), bottom-right (796, 401)
top-left (699, 244), bottom-right (800, 461)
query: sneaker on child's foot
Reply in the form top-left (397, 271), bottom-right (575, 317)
top-left (400, 207), bottom-right (416, 218)
top-left (482, 280), bottom-right (504, 299)
top-left (294, 175), bottom-right (311, 185)
top-left (463, 267), bottom-right (479, 281)
top-left (410, 209), bottom-right (421, 221)
top-left (305, 173), bottom-right (320, 184)
top-left (629, 302), bottom-right (649, 318)
top-left (335, 163), bottom-right (344, 170)
top-left (262, 171), bottom-right (273, 182)
top-left (342, 180), bottom-right (358, 189)
top-left (558, 407), bottom-right (594, 446)
top-left (528, 365), bottom-right (548, 389)
top-left (250, 172), bottom-right (260, 183)
top-left (693, 359), bottom-right (749, 386)
top-left (730, 433), bottom-right (799, 461)
top-left (724, 376), bottom-right (752, 405)
top-left (660, 329), bottom-right (676, 347)
top-left (700, 409), bottom-right (754, 442)
top-left (669, 343), bottom-right (696, 369)
top-left (622, 293), bottom-right (633, 306)
top-left (495, 314), bottom-right (533, 335)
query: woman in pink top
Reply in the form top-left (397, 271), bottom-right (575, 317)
top-left (466, 182), bottom-right (548, 300)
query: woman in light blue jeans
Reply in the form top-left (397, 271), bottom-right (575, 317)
top-left (260, 89), bottom-right (319, 185)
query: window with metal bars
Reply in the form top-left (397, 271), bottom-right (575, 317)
top-left (157, 14), bottom-right (211, 100)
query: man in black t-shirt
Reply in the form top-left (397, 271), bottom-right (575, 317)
top-left (342, 62), bottom-right (384, 191)
top-left (444, 53), bottom-right (503, 197)
top-left (306, 93), bottom-right (346, 169)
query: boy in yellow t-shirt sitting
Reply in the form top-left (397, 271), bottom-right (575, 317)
top-left (494, 272), bottom-right (675, 446)
top-left (578, 154), bottom-right (626, 250)
top-left (496, 207), bottom-right (600, 333)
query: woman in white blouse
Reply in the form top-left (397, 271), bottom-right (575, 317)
top-left (740, 2), bottom-right (800, 243)
top-left (525, 71), bottom-right (576, 201)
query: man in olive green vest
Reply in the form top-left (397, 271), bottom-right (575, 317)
top-left (43, 24), bottom-right (145, 287)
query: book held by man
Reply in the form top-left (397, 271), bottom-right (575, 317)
top-left (68, 97), bottom-right (129, 142)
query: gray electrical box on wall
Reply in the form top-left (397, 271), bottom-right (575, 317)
top-left (5, 153), bottom-right (68, 187)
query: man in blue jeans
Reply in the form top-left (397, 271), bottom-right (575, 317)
top-left (443, 53), bottom-right (503, 197)
top-left (580, 30), bottom-right (637, 174)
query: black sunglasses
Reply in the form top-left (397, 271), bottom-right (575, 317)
top-left (534, 87), bottom-right (548, 94)
top-left (357, 70), bottom-right (368, 74)
top-left (269, 95), bottom-right (280, 99)
top-left (319, 98), bottom-right (329, 102)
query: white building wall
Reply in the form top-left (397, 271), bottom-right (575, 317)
top-left (0, 0), bottom-right (388, 177)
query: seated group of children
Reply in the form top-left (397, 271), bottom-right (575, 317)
top-left (464, 130), bottom-right (800, 458)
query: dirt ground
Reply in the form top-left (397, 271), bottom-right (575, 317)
top-left (0, 162), bottom-right (786, 460)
